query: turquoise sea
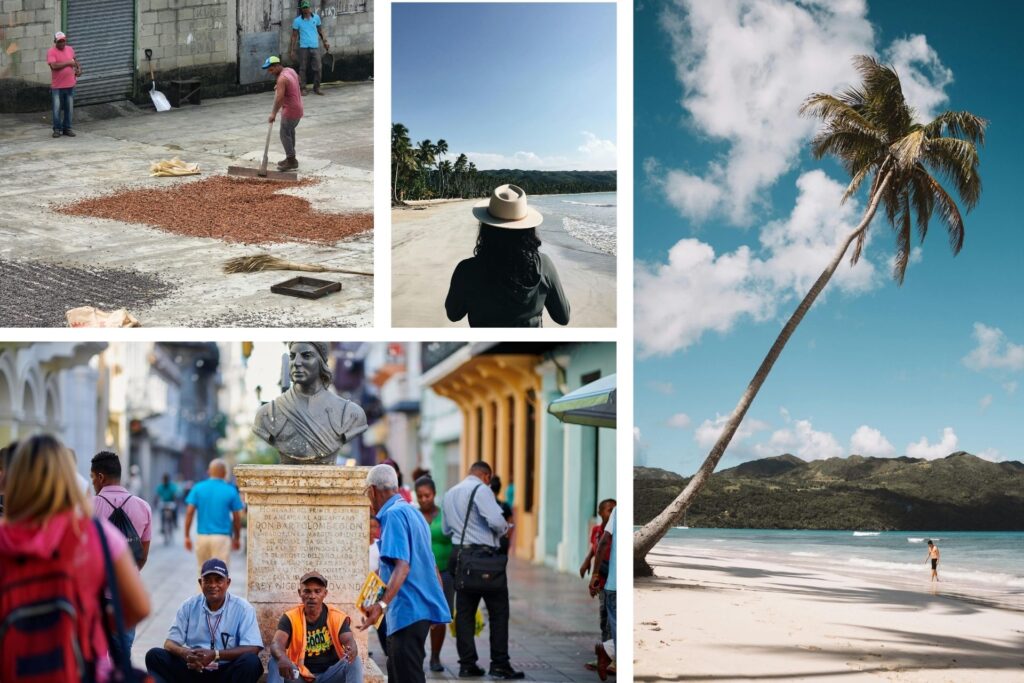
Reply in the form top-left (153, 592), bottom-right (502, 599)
top-left (530, 192), bottom-right (617, 256)
top-left (659, 528), bottom-right (1024, 609)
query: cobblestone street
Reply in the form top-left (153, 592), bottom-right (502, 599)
top-left (133, 524), bottom-right (612, 682)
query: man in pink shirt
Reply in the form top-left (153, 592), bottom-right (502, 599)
top-left (46, 31), bottom-right (80, 138)
top-left (263, 55), bottom-right (304, 171)
top-left (91, 450), bottom-right (153, 661)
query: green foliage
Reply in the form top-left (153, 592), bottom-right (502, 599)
top-left (634, 453), bottom-right (1024, 530)
top-left (391, 122), bottom-right (616, 203)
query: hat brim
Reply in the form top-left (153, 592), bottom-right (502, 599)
top-left (472, 201), bottom-right (544, 230)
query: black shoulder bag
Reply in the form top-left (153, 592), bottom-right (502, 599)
top-left (95, 519), bottom-right (154, 683)
top-left (452, 485), bottom-right (508, 592)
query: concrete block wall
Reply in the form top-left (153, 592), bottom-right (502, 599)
top-left (276, 0), bottom-right (373, 57)
top-left (0, 0), bottom-right (60, 86)
top-left (0, 0), bottom-right (60, 110)
top-left (136, 0), bottom-right (235, 73)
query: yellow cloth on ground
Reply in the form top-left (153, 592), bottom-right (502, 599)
top-left (150, 157), bottom-right (200, 176)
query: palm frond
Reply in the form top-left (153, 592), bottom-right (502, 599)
top-left (922, 172), bottom-right (966, 255)
top-left (909, 167), bottom-right (935, 244)
top-left (890, 130), bottom-right (926, 171)
top-left (922, 111), bottom-right (987, 145)
top-left (892, 191), bottom-right (913, 285)
top-left (924, 137), bottom-right (983, 210)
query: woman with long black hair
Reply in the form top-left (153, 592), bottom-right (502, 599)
top-left (445, 184), bottom-right (570, 327)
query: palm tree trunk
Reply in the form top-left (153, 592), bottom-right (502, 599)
top-left (633, 170), bottom-right (894, 577)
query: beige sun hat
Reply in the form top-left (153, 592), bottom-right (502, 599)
top-left (472, 184), bottom-right (544, 229)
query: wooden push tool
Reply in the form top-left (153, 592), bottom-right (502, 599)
top-left (227, 120), bottom-right (298, 181)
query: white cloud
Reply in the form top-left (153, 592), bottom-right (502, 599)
top-left (636, 170), bottom-right (879, 355)
top-left (963, 323), bottom-right (1024, 373)
top-left (979, 394), bottom-right (993, 412)
top-left (634, 426), bottom-right (642, 443)
top-left (753, 418), bottom-right (844, 460)
top-left (666, 413), bottom-right (692, 429)
top-left (884, 35), bottom-right (953, 121)
top-left (978, 448), bottom-right (1002, 462)
top-left (649, 2), bottom-right (952, 225)
top-left (906, 427), bottom-right (958, 460)
top-left (694, 413), bottom-right (770, 450)
top-left (1004, 381), bottom-right (1018, 395)
top-left (467, 132), bottom-right (616, 172)
top-left (850, 425), bottom-right (896, 457)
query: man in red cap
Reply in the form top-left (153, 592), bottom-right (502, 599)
top-left (267, 571), bottom-right (362, 682)
top-left (46, 31), bottom-right (80, 138)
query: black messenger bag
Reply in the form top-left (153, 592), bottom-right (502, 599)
top-left (453, 484), bottom-right (508, 592)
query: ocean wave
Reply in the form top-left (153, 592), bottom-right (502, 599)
top-left (562, 200), bottom-right (616, 208)
top-left (848, 557), bottom-right (1024, 588)
top-left (790, 551), bottom-right (821, 557)
top-left (561, 217), bottom-right (616, 256)
top-left (907, 537), bottom-right (942, 543)
top-left (852, 531), bottom-right (881, 536)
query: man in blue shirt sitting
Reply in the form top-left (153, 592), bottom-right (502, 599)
top-left (358, 464), bottom-right (450, 683)
top-left (290, 0), bottom-right (329, 95)
top-left (145, 558), bottom-right (264, 682)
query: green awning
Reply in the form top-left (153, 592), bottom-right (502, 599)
top-left (548, 374), bottom-right (616, 428)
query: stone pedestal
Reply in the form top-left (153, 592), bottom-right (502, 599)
top-left (234, 465), bottom-right (385, 682)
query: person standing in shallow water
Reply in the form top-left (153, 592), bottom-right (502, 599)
top-left (926, 539), bottom-right (941, 582)
top-left (445, 184), bottom-right (570, 327)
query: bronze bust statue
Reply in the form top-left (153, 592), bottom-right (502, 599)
top-left (253, 342), bottom-right (367, 465)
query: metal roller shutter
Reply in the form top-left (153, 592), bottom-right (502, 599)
top-left (66, 0), bottom-right (135, 105)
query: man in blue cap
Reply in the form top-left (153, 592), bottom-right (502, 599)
top-left (263, 55), bottom-right (304, 171)
top-left (290, 0), bottom-right (329, 95)
top-left (145, 558), bottom-right (265, 682)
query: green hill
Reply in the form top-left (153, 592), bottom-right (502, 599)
top-left (634, 452), bottom-right (1024, 530)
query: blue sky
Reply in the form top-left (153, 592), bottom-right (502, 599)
top-left (392, 3), bottom-right (616, 171)
top-left (634, 0), bottom-right (1024, 475)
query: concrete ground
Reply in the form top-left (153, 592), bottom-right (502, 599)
top-left (133, 524), bottom-right (611, 682)
top-left (0, 81), bottom-right (372, 327)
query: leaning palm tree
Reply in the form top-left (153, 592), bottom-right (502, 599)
top-left (634, 55), bottom-right (985, 575)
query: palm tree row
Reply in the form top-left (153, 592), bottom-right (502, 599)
top-left (391, 123), bottom-right (618, 203)
top-left (392, 123), bottom-right (482, 204)
top-left (634, 55), bottom-right (986, 575)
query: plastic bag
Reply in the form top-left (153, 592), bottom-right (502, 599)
top-left (66, 306), bottom-right (141, 328)
top-left (448, 608), bottom-right (485, 638)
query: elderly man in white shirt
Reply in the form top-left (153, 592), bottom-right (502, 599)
top-left (442, 461), bottom-right (523, 679)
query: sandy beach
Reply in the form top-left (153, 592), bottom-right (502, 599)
top-left (391, 199), bottom-right (616, 327)
top-left (635, 543), bottom-right (1024, 682)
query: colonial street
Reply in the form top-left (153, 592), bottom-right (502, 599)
top-left (0, 82), bottom-right (372, 327)
top-left (134, 525), bottom-right (611, 682)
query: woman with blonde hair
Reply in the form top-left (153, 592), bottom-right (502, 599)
top-left (0, 434), bottom-right (150, 682)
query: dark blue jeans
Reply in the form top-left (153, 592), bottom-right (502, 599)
top-left (51, 87), bottom-right (74, 132)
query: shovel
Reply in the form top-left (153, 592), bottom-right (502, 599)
top-left (145, 49), bottom-right (171, 112)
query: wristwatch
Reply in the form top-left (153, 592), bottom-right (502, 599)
top-left (214, 650), bottom-right (220, 663)
top-left (378, 600), bottom-right (388, 612)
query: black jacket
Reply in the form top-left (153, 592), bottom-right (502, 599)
top-left (445, 252), bottom-right (570, 327)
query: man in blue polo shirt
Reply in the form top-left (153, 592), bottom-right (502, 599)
top-left (358, 464), bottom-right (450, 683)
top-left (184, 458), bottom-right (244, 573)
top-left (145, 558), bottom-right (264, 682)
top-left (290, 0), bottom-right (329, 95)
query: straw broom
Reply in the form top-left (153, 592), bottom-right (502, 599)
top-left (223, 254), bottom-right (372, 277)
